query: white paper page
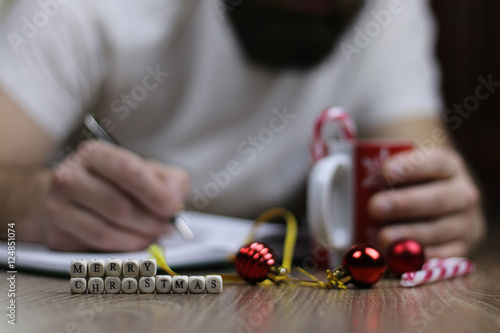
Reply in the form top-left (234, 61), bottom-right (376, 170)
top-left (0, 212), bottom-right (285, 276)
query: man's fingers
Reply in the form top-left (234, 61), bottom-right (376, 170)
top-left (63, 168), bottom-right (169, 238)
top-left (145, 160), bottom-right (191, 209)
top-left (78, 141), bottom-right (176, 217)
top-left (369, 178), bottom-right (479, 222)
top-left (378, 213), bottom-right (470, 249)
top-left (424, 240), bottom-right (469, 259)
top-left (43, 227), bottom-right (86, 252)
top-left (44, 199), bottom-right (156, 252)
top-left (383, 148), bottom-right (460, 186)
top-left (45, 141), bottom-right (190, 252)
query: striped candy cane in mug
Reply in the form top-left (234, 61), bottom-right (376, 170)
top-left (311, 107), bottom-right (357, 163)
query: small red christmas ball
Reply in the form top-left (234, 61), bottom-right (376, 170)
top-left (342, 244), bottom-right (386, 288)
top-left (386, 238), bottom-right (425, 276)
top-left (235, 242), bottom-right (277, 283)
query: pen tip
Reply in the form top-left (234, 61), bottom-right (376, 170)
top-left (174, 214), bottom-right (195, 241)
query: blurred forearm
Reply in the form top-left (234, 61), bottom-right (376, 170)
top-left (0, 163), bottom-right (51, 241)
top-left (0, 89), bottom-right (55, 241)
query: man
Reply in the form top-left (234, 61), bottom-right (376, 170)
top-left (0, 0), bottom-right (484, 256)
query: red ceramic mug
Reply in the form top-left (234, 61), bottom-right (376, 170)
top-left (308, 108), bottom-right (412, 259)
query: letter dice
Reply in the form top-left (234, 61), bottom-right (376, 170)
top-left (70, 259), bottom-right (87, 278)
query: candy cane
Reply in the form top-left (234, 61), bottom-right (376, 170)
top-left (401, 258), bottom-right (475, 287)
top-left (311, 107), bottom-right (357, 163)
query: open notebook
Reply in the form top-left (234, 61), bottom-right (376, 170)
top-left (0, 212), bottom-right (285, 276)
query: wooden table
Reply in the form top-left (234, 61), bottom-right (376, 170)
top-left (2, 234), bottom-right (500, 333)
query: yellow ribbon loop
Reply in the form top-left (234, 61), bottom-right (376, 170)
top-left (243, 207), bottom-right (298, 273)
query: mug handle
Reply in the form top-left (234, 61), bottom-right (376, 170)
top-left (308, 154), bottom-right (353, 252)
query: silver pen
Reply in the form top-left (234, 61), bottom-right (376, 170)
top-left (82, 114), bottom-right (195, 241)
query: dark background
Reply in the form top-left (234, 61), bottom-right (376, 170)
top-left (432, 1), bottom-right (500, 226)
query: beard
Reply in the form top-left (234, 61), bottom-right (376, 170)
top-left (226, 0), bottom-right (364, 71)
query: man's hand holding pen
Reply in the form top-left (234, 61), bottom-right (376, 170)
top-left (43, 140), bottom-right (191, 251)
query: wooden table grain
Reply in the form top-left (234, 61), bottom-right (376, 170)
top-left (2, 237), bottom-right (500, 333)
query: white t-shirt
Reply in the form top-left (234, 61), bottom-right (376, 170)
top-left (0, 0), bottom-right (442, 218)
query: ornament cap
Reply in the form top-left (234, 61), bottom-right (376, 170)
top-left (328, 266), bottom-right (352, 285)
top-left (324, 267), bottom-right (349, 289)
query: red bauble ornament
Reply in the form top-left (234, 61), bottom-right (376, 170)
top-left (386, 238), bottom-right (425, 276)
top-left (342, 244), bottom-right (386, 287)
top-left (235, 242), bottom-right (277, 283)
